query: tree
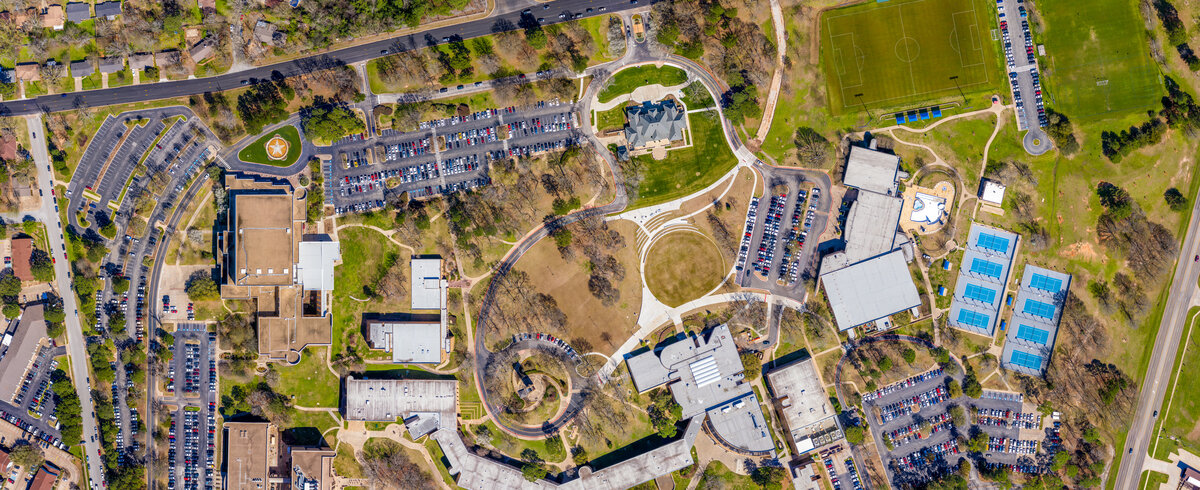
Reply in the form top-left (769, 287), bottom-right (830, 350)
top-left (968, 429), bottom-right (989, 453)
top-left (793, 127), bottom-right (831, 168)
top-left (301, 100), bottom-right (365, 143)
top-left (29, 249), bottom-right (54, 282)
top-left (740, 352), bottom-right (762, 380)
top-left (522, 463), bottom-right (548, 482)
top-left (111, 276), bottom-right (129, 294)
top-left (1165, 187), bottom-right (1188, 211)
top-left (751, 465), bottom-right (786, 488)
top-left (902, 348), bottom-right (916, 364)
top-left (844, 425), bottom-right (864, 445)
top-left (947, 379), bottom-right (963, 398)
top-left (185, 272), bottom-right (219, 301)
top-left (0, 271), bottom-right (20, 298)
top-left (962, 371), bottom-right (983, 398)
top-left (877, 356), bottom-right (894, 373)
top-left (9, 442), bottom-right (42, 469)
top-left (2, 303), bottom-right (17, 319)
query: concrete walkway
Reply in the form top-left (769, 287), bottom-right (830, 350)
top-left (1143, 447), bottom-right (1200, 490)
top-left (752, 0), bottom-right (787, 144)
top-left (591, 81), bottom-right (691, 112)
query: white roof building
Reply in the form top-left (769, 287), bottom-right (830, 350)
top-left (821, 250), bottom-right (921, 330)
top-left (980, 179), bottom-right (1006, 205)
top-left (297, 240), bottom-right (340, 291)
top-left (844, 146), bottom-right (901, 196)
top-left (367, 321), bottom-right (443, 364)
top-left (411, 257), bottom-right (447, 311)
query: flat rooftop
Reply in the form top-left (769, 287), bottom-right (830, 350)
top-left (366, 321), bottom-right (442, 364)
top-left (705, 392), bottom-right (775, 453)
top-left (820, 190), bottom-right (905, 274)
top-left (766, 357), bottom-right (843, 454)
top-left (290, 447), bottom-right (335, 490)
top-left (343, 378), bottom-right (457, 423)
top-left (224, 422), bottom-right (274, 490)
top-left (0, 304), bottom-right (46, 402)
top-left (411, 257), bottom-right (446, 310)
top-left (821, 249), bottom-right (920, 330)
top-left (232, 192), bottom-right (295, 286)
top-left (844, 145), bottom-right (901, 196)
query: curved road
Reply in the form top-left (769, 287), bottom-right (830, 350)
top-left (0, 0), bottom-right (652, 117)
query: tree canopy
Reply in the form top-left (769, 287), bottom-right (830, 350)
top-left (302, 100), bottom-right (365, 143)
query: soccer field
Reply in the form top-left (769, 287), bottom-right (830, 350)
top-left (1039, 0), bottom-right (1161, 119)
top-left (821, 0), bottom-right (999, 114)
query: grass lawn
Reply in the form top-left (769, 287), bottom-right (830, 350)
top-left (893, 111), bottom-right (997, 184)
top-left (680, 81), bottom-right (715, 109)
top-left (331, 227), bottom-right (409, 362)
top-left (596, 105), bottom-right (627, 133)
top-left (696, 461), bottom-right (758, 489)
top-left (81, 73), bottom-right (102, 90)
top-left (1039, 0), bottom-right (1162, 119)
top-left (334, 443), bottom-right (363, 478)
top-left (1140, 470), bottom-right (1169, 490)
top-left (236, 125), bottom-right (303, 167)
top-left (107, 68), bottom-right (134, 88)
top-left (630, 112), bottom-right (738, 209)
top-left (1150, 307), bottom-right (1200, 459)
top-left (597, 65), bottom-right (689, 103)
top-left (578, 14), bottom-right (620, 63)
top-left (644, 231), bottom-right (725, 307)
top-left (272, 346), bottom-right (340, 408)
top-left (819, 0), bottom-right (1000, 114)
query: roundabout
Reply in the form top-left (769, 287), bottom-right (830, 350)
top-left (234, 124), bottom-right (304, 167)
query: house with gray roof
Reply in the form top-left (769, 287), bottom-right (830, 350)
top-left (624, 100), bottom-right (686, 149)
top-left (0, 67), bottom-right (13, 84)
top-left (189, 36), bottom-right (217, 63)
top-left (98, 57), bottom-right (123, 74)
top-left (94, 1), bottom-right (121, 19)
top-left (69, 59), bottom-right (93, 77)
top-left (128, 53), bottom-right (153, 72)
top-left (64, 2), bottom-right (89, 23)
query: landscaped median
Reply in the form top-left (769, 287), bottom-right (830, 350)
top-left (597, 65), bottom-right (689, 103)
top-left (236, 125), bottom-right (303, 167)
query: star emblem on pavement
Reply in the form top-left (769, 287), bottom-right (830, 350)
top-left (268, 138), bottom-right (287, 157)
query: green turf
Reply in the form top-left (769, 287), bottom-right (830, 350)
top-left (820, 0), bottom-right (1000, 114)
top-left (596, 105), bottom-right (627, 133)
top-left (1039, 0), bottom-right (1162, 119)
top-left (236, 125), bottom-right (303, 167)
top-left (272, 346), bottom-right (340, 408)
top-left (630, 112), bottom-right (738, 209)
top-left (597, 65), bottom-right (689, 103)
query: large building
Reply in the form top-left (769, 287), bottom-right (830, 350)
top-left (765, 357), bottom-right (843, 455)
top-left (948, 224), bottom-right (1019, 336)
top-left (222, 422), bottom-right (277, 490)
top-left (0, 304), bottom-right (48, 402)
top-left (624, 100), bottom-right (686, 149)
top-left (364, 256), bottom-right (449, 363)
top-left (219, 173), bottom-right (340, 362)
top-left (1001, 266), bottom-right (1070, 376)
top-left (343, 378), bottom-right (457, 438)
top-left (625, 324), bottom-right (775, 455)
top-left (290, 447), bottom-right (336, 490)
top-left (819, 143), bottom-right (920, 331)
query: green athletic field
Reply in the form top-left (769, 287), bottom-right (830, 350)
top-left (1039, 0), bottom-right (1161, 119)
top-left (820, 0), bottom-right (1000, 114)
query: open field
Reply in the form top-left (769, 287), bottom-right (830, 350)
top-left (820, 0), bottom-right (1000, 114)
top-left (331, 227), bottom-right (410, 362)
top-left (598, 65), bottom-right (689, 103)
top-left (272, 346), bottom-right (340, 408)
top-left (644, 231), bottom-right (726, 307)
top-left (1039, 0), bottom-right (1162, 119)
top-left (631, 112), bottom-right (738, 209)
top-left (236, 125), bottom-right (303, 166)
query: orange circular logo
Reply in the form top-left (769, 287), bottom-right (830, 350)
top-left (265, 135), bottom-right (289, 160)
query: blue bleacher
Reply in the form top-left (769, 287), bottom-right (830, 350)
top-left (919, 109), bottom-right (930, 120)
top-left (931, 106), bottom-right (942, 117)
top-left (895, 113), bottom-right (906, 124)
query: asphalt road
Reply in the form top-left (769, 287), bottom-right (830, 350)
top-left (1113, 187), bottom-right (1200, 489)
top-left (0, 0), bottom-right (650, 117)
top-left (25, 115), bottom-right (107, 488)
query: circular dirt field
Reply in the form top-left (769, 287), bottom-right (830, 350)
top-left (644, 231), bottom-right (725, 307)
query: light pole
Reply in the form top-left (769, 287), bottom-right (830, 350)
top-left (949, 76), bottom-right (966, 104)
top-left (854, 93), bottom-right (873, 120)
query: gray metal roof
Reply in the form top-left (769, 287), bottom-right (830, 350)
top-left (821, 190), bottom-right (904, 274)
top-left (65, 2), bottom-right (90, 22)
top-left (0, 304), bottom-right (46, 401)
top-left (343, 378), bottom-right (456, 422)
top-left (844, 146), bottom-right (900, 195)
top-left (821, 249), bottom-right (921, 330)
top-left (705, 392), bottom-right (775, 454)
top-left (624, 100), bottom-right (685, 148)
top-left (1001, 266), bottom-right (1071, 376)
top-left (297, 240), bottom-right (340, 291)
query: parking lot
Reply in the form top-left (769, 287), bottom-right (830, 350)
top-left (0, 343), bottom-right (67, 452)
top-left (736, 167), bottom-right (830, 297)
top-left (997, 0), bottom-right (1048, 130)
top-left (817, 445), bottom-right (863, 490)
top-left (165, 325), bottom-right (216, 490)
top-left (326, 99), bottom-right (583, 213)
top-left (864, 365), bottom-right (1050, 486)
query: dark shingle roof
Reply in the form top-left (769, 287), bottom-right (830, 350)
top-left (70, 59), bottom-right (93, 77)
top-left (98, 57), bottom-right (123, 74)
top-left (94, 1), bottom-right (121, 18)
top-left (624, 100), bottom-right (686, 148)
top-left (65, 2), bottom-right (90, 22)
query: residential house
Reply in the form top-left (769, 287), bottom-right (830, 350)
top-left (0, 67), bottom-right (13, 84)
top-left (253, 20), bottom-right (285, 46)
top-left (128, 53), bottom-right (154, 73)
top-left (189, 35), bottom-right (216, 63)
top-left (14, 63), bottom-right (40, 82)
top-left (42, 4), bottom-right (64, 30)
top-left (70, 59), bottom-right (94, 77)
top-left (0, 134), bottom-right (15, 161)
top-left (94, 1), bottom-right (121, 20)
top-left (98, 57), bottom-right (123, 74)
top-left (65, 2), bottom-right (90, 23)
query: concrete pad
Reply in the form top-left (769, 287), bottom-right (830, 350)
top-left (158, 264), bottom-right (213, 322)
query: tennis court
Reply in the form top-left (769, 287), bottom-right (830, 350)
top-left (820, 0), bottom-right (999, 114)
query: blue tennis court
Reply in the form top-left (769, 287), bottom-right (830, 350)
top-left (1016, 325), bottom-right (1050, 345)
top-left (1009, 349), bottom-right (1043, 370)
top-left (964, 283), bottom-right (997, 303)
top-left (976, 232), bottom-right (1011, 253)
top-left (956, 309), bottom-right (991, 329)
top-left (1023, 299), bottom-right (1056, 319)
top-left (1029, 273), bottom-right (1063, 292)
top-left (969, 258), bottom-right (1004, 279)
